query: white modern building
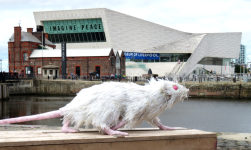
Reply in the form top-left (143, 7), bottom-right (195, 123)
top-left (33, 8), bottom-right (242, 76)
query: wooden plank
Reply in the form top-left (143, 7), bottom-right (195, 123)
top-left (0, 138), bottom-right (217, 150)
top-left (0, 129), bottom-right (216, 148)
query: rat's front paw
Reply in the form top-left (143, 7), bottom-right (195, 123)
top-left (62, 127), bottom-right (79, 133)
top-left (159, 125), bottom-right (175, 130)
top-left (111, 131), bottom-right (129, 136)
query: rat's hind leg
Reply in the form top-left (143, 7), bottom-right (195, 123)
top-left (61, 121), bottom-right (79, 133)
top-left (110, 121), bottom-right (126, 130)
top-left (153, 118), bottom-right (175, 130)
top-left (103, 126), bottom-right (129, 136)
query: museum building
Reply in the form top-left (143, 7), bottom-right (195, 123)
top-left (8, 8), bottom-right (242, 77)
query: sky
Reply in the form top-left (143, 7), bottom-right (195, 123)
top-left (0, 0), bottom-right (251, 71)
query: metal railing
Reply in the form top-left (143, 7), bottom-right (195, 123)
top-left (168, 62), bottom-right (185, 76)
top-left (12, 72), bottom-right (251, 83)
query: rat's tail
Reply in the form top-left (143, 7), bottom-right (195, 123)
top-left (0, 110), bottom-right (61, 125)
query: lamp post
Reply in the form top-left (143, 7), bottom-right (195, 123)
top-left (27, 56), bottom-right (30, 77)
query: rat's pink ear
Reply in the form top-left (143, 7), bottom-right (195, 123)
top-left (173, 85), bottom-right (178, 90)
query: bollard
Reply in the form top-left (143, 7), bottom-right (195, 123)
top-left (0, 85), bottom-right (2, 100)
top-left (2, 85), bottom-right (9, 100)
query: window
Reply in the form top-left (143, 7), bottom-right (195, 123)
top-left (25, 66), bottom-right (29, 74)
top-left (160, 57), bottom-right (169, 62)
top-left (45, 70), bottom-right (47, 75)
top-left (23, 53), bottom-right (27, 61)
top-left (48, 32), bottom-right (106, 43)
top-left (111, 56), bottom-right (114, 66)
top-left (37, 67), bottom-right (41, 74)
top-left (50, 70), bottom-right (53, 75)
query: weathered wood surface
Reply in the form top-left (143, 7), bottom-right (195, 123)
top-left (0, 128), bottom-right (216, 150)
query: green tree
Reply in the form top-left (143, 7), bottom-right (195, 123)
top-left (235, 65), bottom-right (249, 73)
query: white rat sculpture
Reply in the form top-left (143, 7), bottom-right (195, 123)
top-left (0, 78), bottom-right (189, 136)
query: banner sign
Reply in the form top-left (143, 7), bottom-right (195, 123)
top-left (124, 52), bottom-right (159, 60)
top-left (43, 18), bottom-right (104, 34)
top-left (61, 42), bottom-right (67, 79)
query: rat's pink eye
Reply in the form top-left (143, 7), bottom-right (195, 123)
top-left (173, 85), bottom-right (178, 90)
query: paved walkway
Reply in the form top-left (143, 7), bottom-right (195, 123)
top-left (217, 132), bottom-right (251, 150)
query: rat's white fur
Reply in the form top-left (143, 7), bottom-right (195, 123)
top-left (60, 78), bottom-right (189, 130)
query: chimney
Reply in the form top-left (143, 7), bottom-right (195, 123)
top-left (44, 33), bottom-right (48, 40)
top-left (36, 25), bottom-right (44, 32)
top-left (14, 26), bottom-right (21, 47)
top-left (27, 28), bottom-right (33, 34)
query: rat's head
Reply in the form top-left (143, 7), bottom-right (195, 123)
top-left (149, 78), bottom-right (189, 102)
top-left (163, 81), bottom-right (189, 102)
top-left (150, 79), bottom-right (189, 107)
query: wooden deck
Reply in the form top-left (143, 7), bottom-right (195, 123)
top-left (0, 128), bottom-right (216, 150)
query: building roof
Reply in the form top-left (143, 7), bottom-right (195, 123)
top-left (8, 31), bottom-right (55, 45)
top-left (9, 32), bottom-right (41, 43)
top-left (44, 38), bottom-right (55, 45)
top-left (114, 50), bottom-right (123, 58)
top-left (30, 48), bottom-right (112, 58)
top-left (118, 50), bottom-right (123, 57)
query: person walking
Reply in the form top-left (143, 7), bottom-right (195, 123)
top-left (118, 74), bottom-right (121, 82)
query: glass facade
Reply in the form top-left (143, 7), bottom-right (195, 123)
top-left (198, 57), bottom-right (232, 66)
top-left (47, 32), bottom-right (106, 43)
top-left (43, 18), bottom-right (106, 43)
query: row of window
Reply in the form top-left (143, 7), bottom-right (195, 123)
top-left (48, 32), bottom-right (106, 43)
top-left (25, 66), bottom-right (42, 74)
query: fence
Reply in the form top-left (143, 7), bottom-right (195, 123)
top-left (168, 73), bottom-right (251, 83)
top-left (6, 72), bottom-right (251, 83)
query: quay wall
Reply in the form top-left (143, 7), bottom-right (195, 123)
top-left (186, 82), bottom-right (251, 99)
top-left (9, 79), bottom-right (102, 95)
top-left (8, 79), bottom-right (251, 99)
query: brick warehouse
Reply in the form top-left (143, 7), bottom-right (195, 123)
top-left (8, 26), bottom-right (126, 78)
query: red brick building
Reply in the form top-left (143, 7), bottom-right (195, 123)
top-left (8, 26), bottom-right (126, 78)
top-left (8, 26), bottom-right (55, 75)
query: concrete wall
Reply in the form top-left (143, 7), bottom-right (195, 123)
top-left (9, 79), bottom-right (102, 95)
